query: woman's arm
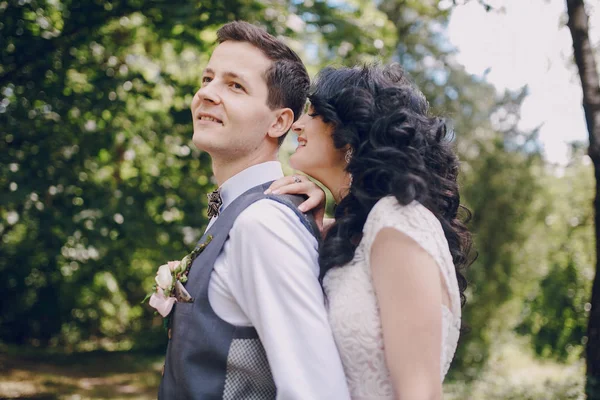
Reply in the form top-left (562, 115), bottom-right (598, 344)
top-left (370, 227), bottom-right (447, 400)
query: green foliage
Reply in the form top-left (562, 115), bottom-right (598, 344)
top-left (518, 259), bottom-right (587, 360)
top-left (0, 0), bottom-right (239, 348)
top-left (0, 0), bottom-right (395, 350)
top-left (446, 378), bottom-right (585, 400)
top-left (516, 148), bottom-right (594, 362)
top-left (453, 130), bottom-right (544, 375)
top-left (445, 337), bottom-right (586, 399)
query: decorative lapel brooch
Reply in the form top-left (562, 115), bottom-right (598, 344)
top-left (143, 236), bottom-right (213, 322)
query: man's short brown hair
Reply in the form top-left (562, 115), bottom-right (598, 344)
top-left (217, 21), bottom-right (309, 145)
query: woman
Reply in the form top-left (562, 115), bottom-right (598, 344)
top-left (267, 64), bottom-right (472, 399)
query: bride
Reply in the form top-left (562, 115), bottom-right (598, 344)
top-left (268, 64), bottom-right (473, 399)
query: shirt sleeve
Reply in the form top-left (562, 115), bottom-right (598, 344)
top-left (224, 199), bottom-right (350, 400)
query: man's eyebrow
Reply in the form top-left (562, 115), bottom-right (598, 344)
top-left (222, 71), bottom-right (250, 87)
top-left (201, 68), bottom-right (252, 88)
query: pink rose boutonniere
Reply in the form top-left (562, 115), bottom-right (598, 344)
top-left (143, 236), bottom-right (213, 321)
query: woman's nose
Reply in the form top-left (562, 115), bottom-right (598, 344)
top-left (292, 120), bottom-right (303, 134)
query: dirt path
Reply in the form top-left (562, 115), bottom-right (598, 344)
top-left (0, 350), bottom-right (163, 399)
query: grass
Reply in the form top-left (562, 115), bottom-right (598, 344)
top-left (445, 340), bottom-right (585, 400)
top-left (0, 348), bottom-right (163, 400)
top-left (0, 340), bottom-right (586, 399)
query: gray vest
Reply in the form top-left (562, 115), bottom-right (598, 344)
top-left (158, 181), bottom-right (320, 400)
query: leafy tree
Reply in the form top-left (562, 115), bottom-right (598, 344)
top-left (516, 146), bottom-right (594, 362)
top-left (0, 0), bottom-right (256, 348)
top-left (0, 0), bottom-right (395, 349)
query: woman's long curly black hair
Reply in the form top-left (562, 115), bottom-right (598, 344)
top-left (311, 64), bottom-right (473, 306)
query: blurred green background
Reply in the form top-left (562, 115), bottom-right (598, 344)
top-left (0, 0), bottom-right (591, 398)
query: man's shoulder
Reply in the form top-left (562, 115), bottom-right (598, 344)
top-left (233, 197), bottom-right (303, 232)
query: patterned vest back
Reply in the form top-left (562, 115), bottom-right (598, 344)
top-left (158, 182), bottom-right (320, 400)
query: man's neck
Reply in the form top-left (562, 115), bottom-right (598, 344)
top-left (212, 152), bottom-right (278, 187)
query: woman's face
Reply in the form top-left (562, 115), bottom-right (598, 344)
top-left (289, 106), bottom-right (346, 180)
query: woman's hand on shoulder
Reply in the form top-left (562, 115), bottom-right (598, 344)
top-left (265, 175), bottom-right (327, 232)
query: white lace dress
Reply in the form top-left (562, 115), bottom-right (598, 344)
top-left (323, 196), bottom-right (461, 399)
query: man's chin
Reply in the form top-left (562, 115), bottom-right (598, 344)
top-left (192, 130), bottom-right (220, 151)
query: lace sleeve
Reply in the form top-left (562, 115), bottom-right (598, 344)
top-left (362, 196), bottom-right (460, 314)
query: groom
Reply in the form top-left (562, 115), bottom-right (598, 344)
top-left (158, 21), bottom-right (350, 399)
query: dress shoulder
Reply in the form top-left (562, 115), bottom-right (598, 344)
top-left (362, 196), bottom-right (460, 314)
top-left (362, 197), bottom-right (441, 255)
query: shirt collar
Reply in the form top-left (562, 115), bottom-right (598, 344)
top-left (219, 161), bottom-right (284, 212)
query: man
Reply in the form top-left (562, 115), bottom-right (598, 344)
top-left (158, 21), bottom-right (350, 399)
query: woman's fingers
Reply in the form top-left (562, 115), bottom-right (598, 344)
top-left (272, 181), bottom-right (312, 196)
top-left (265, 175), bottom-right (304, 194)
top-left (297, 193), bottom-right (325, 213)
top-left (299, 200), bottom-right (326, 232)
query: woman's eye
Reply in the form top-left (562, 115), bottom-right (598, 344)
top-left (231, 82), bottom-right (245, 91)
top-left (202, 77), bottom-right (212, 85)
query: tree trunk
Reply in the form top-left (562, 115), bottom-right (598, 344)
top-left (566, 0), bottom-right (600, 397)
top-left (592, 161), bottom-right (600, 398)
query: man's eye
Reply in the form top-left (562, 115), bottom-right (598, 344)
top-left (231, 82), bottom-right (245, 91)
top-left (202, 77), bottom-right (212, 85)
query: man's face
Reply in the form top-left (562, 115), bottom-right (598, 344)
top-left (191, 41), bottom-right (276, 158)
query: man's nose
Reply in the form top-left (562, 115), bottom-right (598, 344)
top-left (195, 83), bottom-right (221, 105)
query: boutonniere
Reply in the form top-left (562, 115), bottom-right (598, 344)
top-left (143, 236), bottom-right (213, 321)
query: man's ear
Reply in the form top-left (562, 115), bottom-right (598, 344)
top-left (267, 108), bottom-right (294, 139)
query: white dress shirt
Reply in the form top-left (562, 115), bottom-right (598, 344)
top-left (207, 161), bottom-right (350, 400)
